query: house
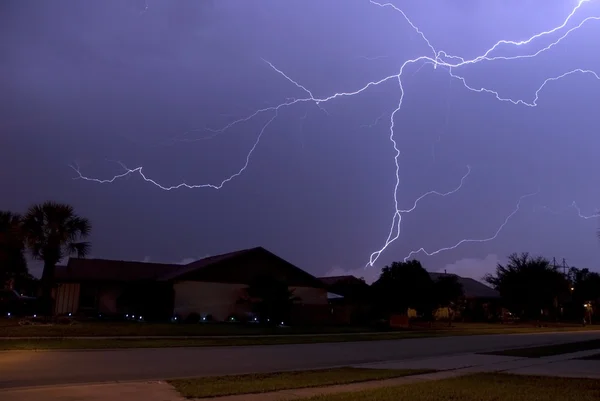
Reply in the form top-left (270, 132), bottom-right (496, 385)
top-left (320, 272), bottom-right (500, 322)
top-left (319, 275), bottom-right (372, 324)
top-left (52, 247), bottom-right (330, 323)
top-left (412, 272), bottom-right (501, 320)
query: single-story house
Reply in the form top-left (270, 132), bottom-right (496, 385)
top-left (319, 275), bottom-right (372, 324)
top-left (409, 272), bottom-right (501, 320)
top-left (52, 247), bottom-right (330, 323)
top-left (320, 272), bottom-right (500, 322)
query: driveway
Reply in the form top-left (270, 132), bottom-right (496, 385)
top-left (1, 330), bottom-right (598, 389)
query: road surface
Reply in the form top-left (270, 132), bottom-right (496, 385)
top-left (1, 330), bottom-right (598, 389)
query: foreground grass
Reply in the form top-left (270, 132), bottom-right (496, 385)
top-left (169, 368), bottom-right (433, 399)
top-left (0, 320), bottom-right (378, 337)
top-left (1, 319), bottom-right (596, 338)
top-left (0, 322), bottom-right (598, 350)
top-left (483, 339), bottom-right (600, 358)
top-left (303, 373), bottom-right (600, 401)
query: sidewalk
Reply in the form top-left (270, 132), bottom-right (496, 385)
top-left (0, 381), bottom-right (182, 401)
top-left (2, 348), bottom-right (599, 401)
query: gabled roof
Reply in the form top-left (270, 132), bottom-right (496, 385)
top-left (55, 247), bottom-right (324, 288)
top-left (319, 275), bottom-right (367, 287)
top-left (429, 272), bottom-right (499, 299)
top-left (158, 248), bottom-right (253, 281)
top-left (319, 275), bottom-right (370, 298)
top-left (55, 259), bottom-right (182, 282)
top-left (164, 247), bottom-right (325, 288)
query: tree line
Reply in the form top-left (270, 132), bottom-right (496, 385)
top-left (0, 201), bottom-right (91, 313)
top-left (353, 254), bottom-right (600, 324)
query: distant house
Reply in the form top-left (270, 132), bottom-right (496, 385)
top-left (410, 272), bottom-right (500, 320)
top-left (53, 247), bottom-right (330, 323)
top-left (319, 275), bottom-right (372, 324)
top-left (320, 272), bottom-right (500, 322)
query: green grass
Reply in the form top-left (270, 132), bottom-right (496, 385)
top-left (301, 373), bottom-right (600, 401)
top-left (0, 320), bottom-right (379, 337)
top-left (0, 332), bottom-right (440, 350)
top-left (168, 368), bottom-right (433, 399)
top-left (482, 339), bottom-right (600, 358)
top-left (0, 321), bottom-right (598, 350)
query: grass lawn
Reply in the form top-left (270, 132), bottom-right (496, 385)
top-left (482, 339), bottom-right (600, 358)
top-left (0, 321), bottom-right (598, 350)
top-left (168, 367), bottom-right (433, 399)
top-left (302, 373), bottom-right (600, 401)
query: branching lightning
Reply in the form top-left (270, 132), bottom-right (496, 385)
top-left (73, 0), bottom-right (600, 266)
top-left (539, 202), bottom-right (600, 220)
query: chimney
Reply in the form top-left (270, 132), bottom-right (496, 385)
top-left (444, 269), bottom-right (447, 274)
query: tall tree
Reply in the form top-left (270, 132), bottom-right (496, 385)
top-left (0, 211), bottom-right (29, 289)
top-left (570, 267), bottom-right (600, 320)
top-left (22, 202), bottom-right (91, 313)
top-left (485, 252), bottom-right (569, 319)
top-left (371, 260), bottom-right (435, 318)
top-left (433, 274), bottom-right (465, 325)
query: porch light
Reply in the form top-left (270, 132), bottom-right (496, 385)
top-left (6, 312), bottom-right (10, 317)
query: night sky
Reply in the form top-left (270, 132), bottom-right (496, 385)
top-left (2, 0), bottom-right (599, 283)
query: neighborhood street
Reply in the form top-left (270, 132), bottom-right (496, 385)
top-left (1, 330), bottom-right (599, 389)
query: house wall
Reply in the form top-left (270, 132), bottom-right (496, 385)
top-left (290, 286), bottom-right (328, 305)
top-left (407, 307), bottom-right (450, 319)
top-left (96, 284), bottom-right (123, 315)
top-left (173, 281), bottom-right (248, 321)
top-left (53, 283), bottom-right (80, 315)
top-left (173, 282), bottom-right (329, 322)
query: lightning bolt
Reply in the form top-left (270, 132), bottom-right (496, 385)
top-left (540, 202), bottom-right (600, 220)
top-left (73, 0), bottom-right (600, 266)
top-left (403, 190), bottom-right (539, 262)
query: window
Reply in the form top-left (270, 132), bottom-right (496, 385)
top-left (79, 284), bottom-right (98, 309)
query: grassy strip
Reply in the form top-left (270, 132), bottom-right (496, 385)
top-left (482, 339), bottom-right (600, 358)
top-left (1, 320), bottom-right (596, 338)
top-left (1, 325), bottom-right (599, 350)
top-left (303, 373), bottom-right (600, 401)
top-left (0, 332), bottom-right (436, 350)
top-left (168, 368), bottom-right (433, 399)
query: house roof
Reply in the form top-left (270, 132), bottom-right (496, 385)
top-left (55, 259), bottom-right (182, 282)
top-left (429, 272), bottom-right (499, 299)
top-left (55, 247), bottom-right (324, 288)
top-left (163, 247), bottom-right (325, 288)
top-left (319, 275), bottom-right (370, 298)
top-left (319, 275), bottom-right (366, 287)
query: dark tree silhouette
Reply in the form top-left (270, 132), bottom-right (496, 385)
top-left (570, 267), bottom-right (600, 321)
top-left (433, 274), bottom-right (465, 325)
top-left (485, 252), bottom-right (569, 320)
top-left (240, 275), bottom-right (300, 324)
top-left (0, 211), bottom-right (30, 289)
top-left (22, 202), bottom-right (91, 314)
top-left (371, 260), bottom-right (435, 318)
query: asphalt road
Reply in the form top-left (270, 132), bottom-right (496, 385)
top-left (1, 330), bottom-right (599, 389)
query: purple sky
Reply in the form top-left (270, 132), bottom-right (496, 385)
top-left (2, 0), bottom-right (599, 283)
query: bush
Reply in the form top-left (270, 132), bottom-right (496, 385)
top-left (184, 313), bottom-right (200, 324)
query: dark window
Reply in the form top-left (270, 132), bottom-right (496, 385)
top-left (79, 284), bottom-right (98, 309)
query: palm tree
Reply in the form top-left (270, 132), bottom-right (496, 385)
top-left (22, 202), bottom-right (91, 313)
top-left (0, 211), bottom-right (28, 289)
